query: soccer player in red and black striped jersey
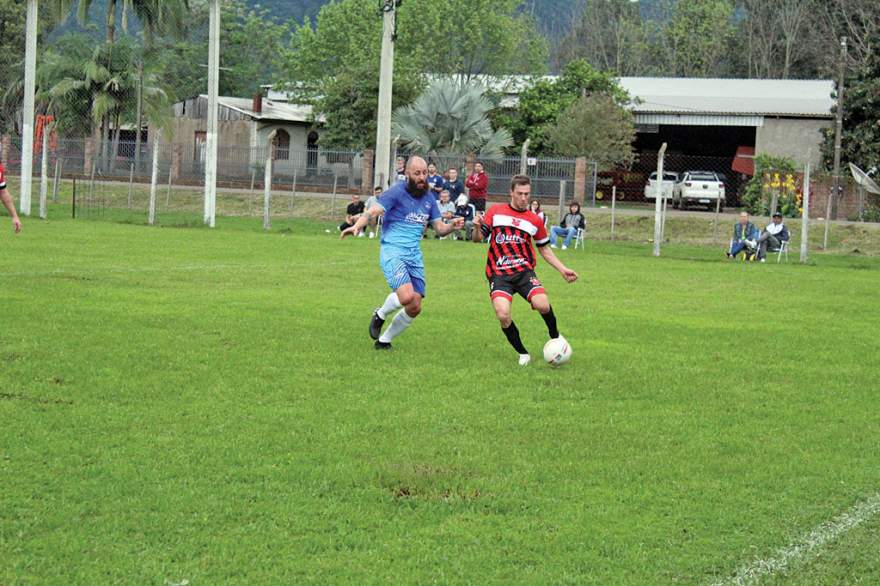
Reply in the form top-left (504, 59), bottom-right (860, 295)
top-left (0, 163), bottom-right (23, 234)
top-left (472, 174), bottom-right (578, 366)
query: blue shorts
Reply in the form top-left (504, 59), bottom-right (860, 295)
top-left (380, 246), bottom-right (426, 297)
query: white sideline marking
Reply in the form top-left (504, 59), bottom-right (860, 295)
top-left (710, 491), bottom-right (880, 586)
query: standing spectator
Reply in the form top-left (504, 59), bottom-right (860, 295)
top-left (444, 167), bottom-right (465, 201)
top-left (465, 161), bottom-right (489, 212)
top-left (0, 163), bottom-right (22, 234)
top-left (339, 194), bottom-right (366, 235)
top-left (427, 163), bottom-right (445, 199)
top-left (728, 211), bottom-right (759, 260)
top-left (435, 190), bottom-right (456, 239)
top-left (393, 156), bottom-right (407, 185)
top-left (550, 202), bottom-right (585, 250)
top-left (453, 194), bottom-right (475, 241)
top-left (364, 186), bottom-right (383, 239)
top-left (530, 199), bottom-right (546, 226)
top-left (757, 211), bottom-right (790, 262)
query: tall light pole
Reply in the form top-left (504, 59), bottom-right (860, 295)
top-left (374, 0), bottom-right (400, 189)
top-left (19, 0), bottom-right (39, 216)
top-left (204, 0), bottom-right (221, 227)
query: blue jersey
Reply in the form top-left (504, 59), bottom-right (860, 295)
top-left (376, 183), bottom-right (440, 249)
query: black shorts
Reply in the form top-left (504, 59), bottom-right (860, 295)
top-left (489, 270), bottom-right (546, 302)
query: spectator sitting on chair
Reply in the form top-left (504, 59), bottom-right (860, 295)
top-left (339, 194), bottom-right (366, 235)
top-left (435, 190), bottom-right (456, 239)
top-left (465, 161), bottom-right (489, 212)
top-left (444, 167), bottom-right (465, 202)
top-left (530, 199), bottom-right (546, 226)
top-left (427, 163), bottom-right (445, 200)
top-left (453, 195), bottom-right (475, 241)
top-left (728, 211), bottom-right (759, 260)
top-left (550, 202), bottom-right (586, 250)
top-left (757, 211), bottom-right (790, 262)
top-left (363, 186), bottom-right (382, 239)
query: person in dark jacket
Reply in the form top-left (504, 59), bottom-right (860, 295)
top-left (550, 202), bottom-right (586, 249)
top-left (757, 211), bottom-right (790, 261)
top-left (465, 161), bottom-right (489, 211)
top-left (453, 195), bottom-right (475, 240)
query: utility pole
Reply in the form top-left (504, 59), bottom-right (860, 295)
top-left (374, 1), bottom-right (400, 188)
top-left (830, 37), bottom-right (847, 221)
top-left (19, 0), bottom-right (39, 216)
top-left (204, 0), bottom-right (221, 227)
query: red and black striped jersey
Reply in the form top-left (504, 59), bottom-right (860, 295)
top-left (0, 163), bottom-right (6, 190)
top-left (481, 204), bottom-right (550, 277)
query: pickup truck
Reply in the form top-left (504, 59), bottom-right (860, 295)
top-left (644, 171), bottom-right (678, 201)
top-left (673, 171), bottom-right (726, 211)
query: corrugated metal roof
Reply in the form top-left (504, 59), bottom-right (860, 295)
top-left (197, 95), bottom-right (324, 123)
top-left (470, 75), bottom-right (834, 119)
top-left (620, 77), bottom-right (834, 118)
top-left (634, 113), bottom-right (766, 127)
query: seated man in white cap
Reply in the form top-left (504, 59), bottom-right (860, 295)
top-left (453, 194), bottom-right (475, 241)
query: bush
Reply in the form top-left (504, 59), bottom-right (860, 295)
top-left (741, 155), bottom-right (803, 217)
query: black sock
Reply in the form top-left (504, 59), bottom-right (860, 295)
top-left (502, 322), bottom-right (528, 354)
top-left (541, 307), bottom-right (559, 339)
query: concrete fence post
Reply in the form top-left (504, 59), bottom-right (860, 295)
top-left (362, 149), bottom-right (374, 195)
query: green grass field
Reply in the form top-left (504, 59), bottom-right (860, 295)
top-left (2, 214), bottom-right (879, 584)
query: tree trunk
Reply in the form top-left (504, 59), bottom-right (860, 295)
top-left (106, 0), bottom-right (117, 44)
top-left (111, 111), bottom-right (122, 172)
top-left (134, 61), bottom-right (144, 173)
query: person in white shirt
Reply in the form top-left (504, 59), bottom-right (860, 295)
top-left (364, 186), bottom-right (383, 239)
top-left (435, 190), bottom-right (456, 239)
top-left (757, 211), bottom-right (790, 262)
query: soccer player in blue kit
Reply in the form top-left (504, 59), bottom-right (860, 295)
top-left (341, 156), bottom-right (464, 350)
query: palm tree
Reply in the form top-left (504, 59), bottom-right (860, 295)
top-left (392, 78), bottom-right (513, 168)
top-left (41, 37), bottom-right (168, 170)
top-left (49, 0), bottom-right (190, 46)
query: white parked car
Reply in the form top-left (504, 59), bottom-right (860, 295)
top-left (673, 171), bottom-right (726, 211)
top-left (644, 171), bottom-right (678, 201)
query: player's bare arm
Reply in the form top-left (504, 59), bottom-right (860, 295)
top-left (538, 245), bottom-right (578, 283)
top-left (341, 205), bottom-right (383, 239)
top-left (432, 217), bottom-right (464, 237)
top-left (0, 187), bottom-right (22, 234)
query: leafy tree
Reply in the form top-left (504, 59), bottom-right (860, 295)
top-left (821, 32), bottom-right (880, 173)
top-left (495, 59), bottom-right (630, 154)
top-left (392, 78), bottom-right (513, 165)
top-left (657, 0), bottom-right (736, 77)
top-left (545, 94), bottom-right (635, 167)
top-left (555, 0), bottom-right (648, 75)
top-left (153, 0), bottom-right (294, 102)
top-left (281, 0), bottom-right (548, 149)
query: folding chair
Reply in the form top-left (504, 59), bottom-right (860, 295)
top-left (574, 228), bottom-right (585, 250)
top-left (771, 240), bottom-right (790, 263)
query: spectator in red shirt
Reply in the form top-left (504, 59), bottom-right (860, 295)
top-left (465, 161), bottom-right (489, 212)
top-left (0, 163), bottom-right (22, 234)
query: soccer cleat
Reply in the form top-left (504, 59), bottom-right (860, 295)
top-left (518, 354), bottom-right (531, 366)
top-left (369, 310), bottom-right (385, 340)
top-left (374, 341), bottom-right (393, 351)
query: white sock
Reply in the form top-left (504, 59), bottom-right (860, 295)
top-left (377, 292), bottom-right (403, 319)
top-left (379, 310), bottom-right (414, 343)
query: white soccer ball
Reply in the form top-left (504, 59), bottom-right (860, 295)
top-left (543, 337), bottom-right (572, 367)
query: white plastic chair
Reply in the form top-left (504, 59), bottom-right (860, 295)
top-left (771, 240), bottom-right (790, 263)
top-left (574, 228), bottom-right (585, 250)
